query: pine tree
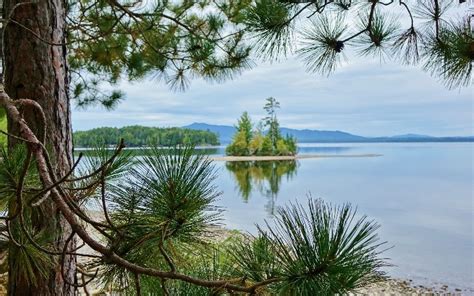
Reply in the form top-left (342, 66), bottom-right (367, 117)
top-left (236, 112), bottom-right (254, 145)
top-left (263, 97), bottom-right (282, 153)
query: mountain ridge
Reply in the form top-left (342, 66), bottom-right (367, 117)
top-left (183, 122), bottom-right (474, 143)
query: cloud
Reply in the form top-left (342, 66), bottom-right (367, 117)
top-left (73, 54), bottom-right (472, 137)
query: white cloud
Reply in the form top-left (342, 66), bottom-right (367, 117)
top-left (73, 53), bottom-right (473, 136)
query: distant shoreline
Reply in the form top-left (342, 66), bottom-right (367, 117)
top-left (211, 154), bottom-right (382, 162)
top-left (73, 141), bottom-right (474, 150)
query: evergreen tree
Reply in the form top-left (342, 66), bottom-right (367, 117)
top-left (263, 97), bottom-right (282, 153)
top-left (226, 112), bottom-right (254, 156)
top-left (236, 111), bottom-right (253, 145)
top-left (226, 130), bottom-right (249, 156)
top-left (248, 131), bottom-right (265, 155)
top-left (260, 135), bottom-right (274, 156)
top-left (284, 134), bottom-right (298, 156)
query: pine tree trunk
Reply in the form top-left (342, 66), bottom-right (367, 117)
top-left (3, 0), bottom-right (76, 294)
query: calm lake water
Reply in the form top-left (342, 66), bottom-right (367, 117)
top-left (79, 142), bottom-right (473, 291)
top-left (204, 143), bottom-right (473, 291)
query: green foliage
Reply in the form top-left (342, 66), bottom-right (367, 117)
top-left (236, 111), bottom-right (253, 144)
top-left (355, 11), bottom-right (399, 60)
top-left (94, 146), bottom-right (222, 289)
top-left (0, 107), bottom-right (6, 147)
top-left (259, 136), bottom-right (274, 156)
top-left (263, 97), bottom-right (282, 153)
top-left (0, 147), bottom-right (39, 211)
top-left (225, 130), bottom-right (249, 156)
top-left (73, 125), bottom-right (220, 147)
top-left (284, 135), bottom-right (298, 155)
top-left (244, 0), bottom-right (294, 59)
top-left (123, 231), bottom-right (244, 295)
top-left (226, 112), bottom-right (255, 156)
top-left (68, 0), bottom-right (252, 107)
top-left (421, 17), bottom-right (473, 88)
top-left (7, 220), bottom-right (55, 288)
top-left (298, 14), bottom-right (347, 76)
top-left (227, 98), bottom-right (297, 156)
top-left (63, 0), bottom-right (468, 110)
top-left (276, 138), bottom-right (291, 156)
top-left (248, 131), bottom-right (265, 155)
top-left (0, 147), bottom-right (54, 288)
top-left (230, 235), bottom-right (279, 283)
top-left (243, 0), bottom-right (471, 89)
top-left (232, 199), bottom-right (387, 295)
top-left (75, 144), bottom-right (134, 194)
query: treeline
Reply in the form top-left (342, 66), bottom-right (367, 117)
top-left (73, 126), bottom-right (220, 147)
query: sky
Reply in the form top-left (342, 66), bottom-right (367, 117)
top-left (72, 54), bottom-right (473, 137)
top-left (72, 3), bottom-right (473, 138)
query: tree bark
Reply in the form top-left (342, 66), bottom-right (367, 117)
top-left (3, 0), bottom-right (76, 294)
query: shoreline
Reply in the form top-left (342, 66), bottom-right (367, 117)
top-left (351, 278), bottom-right (469, 295)
top-left (0, 274), bottom-right (468, 295)
top-left (211, 153), bottom-right (382, 162)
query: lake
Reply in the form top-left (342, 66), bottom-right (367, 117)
top-left (205, 143), bottom-right (473, 292)
top-left (78, 142), bottom-right (473, 291)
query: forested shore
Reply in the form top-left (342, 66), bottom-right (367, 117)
top-left (73, 125), bottom-right (220, 147)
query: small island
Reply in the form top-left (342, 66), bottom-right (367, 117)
top-left (226, 97), bottom-right (297, 157)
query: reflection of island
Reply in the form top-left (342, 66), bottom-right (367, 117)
top-left (225, 160), bottom-right (298, 215)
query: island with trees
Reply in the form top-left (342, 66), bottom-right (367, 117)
top-left (73, 126), bottom-right (220, 148)
top-left (226, 98), bottom-right (297, 157)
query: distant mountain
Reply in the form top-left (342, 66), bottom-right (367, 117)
top-left (183, 122), bottom-right (474, 143)
top-left (184, 123), bottom-right (236, 143)
top-left (279, 128), bottom-right (366, 142)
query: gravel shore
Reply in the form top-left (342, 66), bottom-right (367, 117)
top-left (353, 279), bottom-right (470, 295)
top-left (0, 215), bottom-right (470, 295)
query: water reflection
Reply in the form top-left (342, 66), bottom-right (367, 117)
top-left (194, 147), bottom-right (220, 155)
top-left (225, 160), bottom-right (298, 215)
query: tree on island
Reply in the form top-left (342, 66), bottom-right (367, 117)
top-left (238, 112), bottom-right (254, 145)
top-left (227, 98), bottom-right (298, 156)
top-left (225, 112), bottom-right (254, 156)
top-left (263, 97), bottom-right (281, 152)
top-left (0, 0), bottom-right (470, 294)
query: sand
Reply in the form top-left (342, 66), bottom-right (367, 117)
top-left (211, 154), bottom-right (382, 162)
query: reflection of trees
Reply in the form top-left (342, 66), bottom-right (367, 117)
top-left (194, 147), bottom-right (220, 155)
top-left (225, 160), bottom-right (298, 215)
